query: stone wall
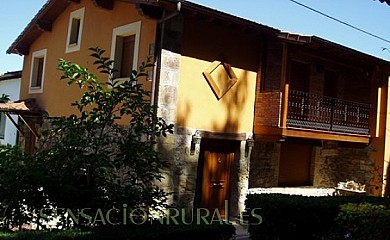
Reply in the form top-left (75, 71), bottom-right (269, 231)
top-left (158, 127), bottom-right (200, 211)
top-left (313, 141), bottom-right (375, 191)
top-left (229, 140), bottom-right (251, 217)
top-left (249, 141), bottom-right (280, 188)
top-left (249, 140), bottom-right (375, 193)
top-left (156, 14), bottom-right (185, 207)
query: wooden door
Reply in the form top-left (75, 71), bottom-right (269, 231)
top-left (278, 142), bottom-right (312, 187)
top-left (201, 150), bottom-right (234, 216)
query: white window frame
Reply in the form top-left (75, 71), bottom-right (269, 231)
top-left (110, 21), bottom-right (141, 80)
top-left (65, 7), bottom-right (85, 53)
top-left (29, 49), bottom-right (47, 94)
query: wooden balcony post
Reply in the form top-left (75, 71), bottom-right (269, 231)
top-left (280, 43), bottom-right (288, 128)
top-left (281, 83), bottom-right (289, 128)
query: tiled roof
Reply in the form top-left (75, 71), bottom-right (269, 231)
top-left (278, 31), bottom-right (390, 65)
top-left (7, 0), bottom-right (278, 55)
top-left (0, 98), bottom-right (43, 115)
top-left (0, 71), bottom-right (22, 81)
top-left (6, 0), bottom-right (390, 65)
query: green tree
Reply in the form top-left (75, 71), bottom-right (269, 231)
top-left (39, 47), bottom-right (173, 225)
top-left (0, 94), bottom-right (10, 103)
top-left (0, 47), bottom-right (173, 229)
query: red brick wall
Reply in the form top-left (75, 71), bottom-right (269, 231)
top-left (254, 92), bottom-right (282, 127)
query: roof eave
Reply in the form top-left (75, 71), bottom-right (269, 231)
top-left (278, 31), bottom-right (390, 65)
top-left (0, 70), bottom-right (22, 81)
top-left (7, 0), bottom-right (75, 55)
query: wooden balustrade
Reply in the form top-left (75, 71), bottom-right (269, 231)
top-left (286, 90), bottom-right (370, 135)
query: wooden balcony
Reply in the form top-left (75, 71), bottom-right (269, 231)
top-left (254, 87), bottom-right (371, 143)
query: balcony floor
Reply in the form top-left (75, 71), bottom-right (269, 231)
top-left (254, 125), bottom-right (370, 144)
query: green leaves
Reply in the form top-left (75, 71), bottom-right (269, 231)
top-left (34, 47), bottom-right (173, 227)
top-left (1, 47), bottom-right (174, 230)
top-left (0, 94), bottom-right (10, 103)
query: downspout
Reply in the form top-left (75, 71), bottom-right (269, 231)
top-left (151, 1), bottom-right (182, 106)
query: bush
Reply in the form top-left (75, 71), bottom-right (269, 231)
top-left (245, 193), bottom-right (390, 240)
top-left (327, 203), bottom-right (390, 240)
top-left (0, 145), bottom-right (47, 230)
top-left (0, 222), bottom-right (235, 240)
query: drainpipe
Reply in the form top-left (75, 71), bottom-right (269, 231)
top-left (151, 1), bottom-right (182, 106)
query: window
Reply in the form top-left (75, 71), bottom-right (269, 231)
top-left (0, 114), bottom-right (5, 139)
top-left (29, 49), bottom-right (47, 93)
top-left (110, 21), bottom-right (141, 79)
top-left (66, 7), bottom-right (85, 53)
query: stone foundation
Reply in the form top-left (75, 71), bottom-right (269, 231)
top-left (249, 141), bottom-right (281, 188)
top-left (313, 141), bottom-right (375, 191)
top-left (249, 140), bottom-right (375, 194)
top-left (248, 187), bottom-right (335, 196)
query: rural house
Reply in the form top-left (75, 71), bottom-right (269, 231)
top-left (0, 71), bottom-right (22, 146)
top-left (3, 0), bottom-right (390, 217)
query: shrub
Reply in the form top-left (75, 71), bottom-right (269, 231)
top-left (327, 203), bottom-right (390, 240)
top-left (0, 145), bottom-right (47, 230)
top-left (245, 193), bottom-right (390, 240)
top-left (0, 222), bottom-right (235, 240)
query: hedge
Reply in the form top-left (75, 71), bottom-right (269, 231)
top-left (245, 194), bottom-right (390, 240)
top-left (0, 221), bottom-right (235, 240)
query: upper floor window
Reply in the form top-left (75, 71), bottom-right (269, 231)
top-left (110, 21), bottom-right (141, 80)
top-left (66, 7), bottom-right (85, 53)
top-left (29, 49), bottom-right (47, 93)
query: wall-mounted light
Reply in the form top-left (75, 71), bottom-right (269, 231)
top-left (147, 70), bottom-right (153, 81)
top-left (245, 135), bottom-right (255, 157)
top-left (190, 130), bottom-right (201, 155)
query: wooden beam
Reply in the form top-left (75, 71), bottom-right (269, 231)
top-left (254, 125), bottom-right (370, 144)
top-left (199, 130), bottom-right (246, 141)
top-left (137, 3), bottom-right (163, 19)
top-left (36, 19), bottom-right (52, 32)
top-left (5, 113), bottom-right (24, 137)
top-left (281, 84), bottom-right (289, 129)
top-left (19, 115), bottom-right (39, 139)
top-left (283, 128), bottom-right (370, 144)
top-left (93, 0), bottom-right (114, 10)
top-left (280, 43), bottom-right (289, 128)
top-left (15, 45), bottom-right (29, 55)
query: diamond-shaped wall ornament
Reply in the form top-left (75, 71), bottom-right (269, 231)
top-left (202, 61), bottom-right (238, 100)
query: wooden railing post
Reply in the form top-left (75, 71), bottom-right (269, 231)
top-left (281, 84), bottom-right (289, 128)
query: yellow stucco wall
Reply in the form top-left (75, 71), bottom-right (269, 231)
top-left (177, 57), bottom-right (257, 133)
top-left (20, 0), bottom-right (156, 117)
top-left (176, 16), bottom-right (260, 134)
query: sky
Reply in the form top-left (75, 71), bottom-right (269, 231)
top-left (1, 0), bottom-right (390, 74)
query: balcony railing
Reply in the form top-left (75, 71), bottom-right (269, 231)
top-left (286, 90), bottom-right (370, 135)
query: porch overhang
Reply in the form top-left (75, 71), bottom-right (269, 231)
top-left (0, 98), bottom-right (43, 138)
